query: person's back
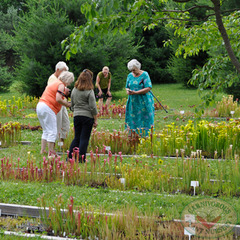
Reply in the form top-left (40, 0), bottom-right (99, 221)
top-left (40, 79), bottom-right (63, 114)
top-left (71, 88), bottom-right (97, 118)
top-left (68, 69), bottom-right (98, 162)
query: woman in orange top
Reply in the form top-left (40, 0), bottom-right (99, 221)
top-left (36, 71), bottom-right (74, 156)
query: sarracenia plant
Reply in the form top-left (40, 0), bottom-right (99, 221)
top-left (0, 122), bottom-right (21, 147)
top-left (137, 119), bottom-right (240, 158)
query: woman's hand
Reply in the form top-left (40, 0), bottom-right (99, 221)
top-left (128, 90), bottom-right (136, 95)
top-left (93, 120), bottom-right (98, 128)
top-left (126, 88), bottom-right (136, 95)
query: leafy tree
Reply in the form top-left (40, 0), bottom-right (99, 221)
top-left (133, 26), bottom-right (174, 84)
top-left (12, 0), bottom-right (75, 96)
top-left (0, 0), bottom-right (27, 14)
top-left (62, 0), bottom-right (240, 111)
top-left (0, 6), bottom-right (19, 92)
top-left (167, 28), bottom-right (208, 86)
top-left (11, 0), bottom-right (138, 96)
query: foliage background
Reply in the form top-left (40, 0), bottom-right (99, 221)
top-left (1, 0), bottom-right (240, 100)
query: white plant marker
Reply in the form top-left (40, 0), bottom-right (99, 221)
top-left (58, 141), bottom-right (63, 146)
top-left (105, 146), bottom-right (111, 152)
top-left (120, 178), bottom-right (126, 189)
top-left (184, 214), bottom-right (195, 240)
top-left (191, 181), bottom-right (199, 196)
top-left (180, 110), bottom-right (185, 115)
top-left (230, 111), bottom-right (235, 117)
top-left (184, 227), bottom-right (195, 240)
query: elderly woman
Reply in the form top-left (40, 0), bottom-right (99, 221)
top-left (125, 59), bottom-right (154, 137)
top-left (36, 71), bottom-right (74, 156)
top-left (68, 69), bottom-right (98, 162)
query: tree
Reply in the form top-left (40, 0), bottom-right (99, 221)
top-left (133, 26), bottom-right (175, 84)
top-left (11, 0), bottom-right (139, 96)
top-left (62, 0), bottom-right (240, 111)
top-left (0, 6), bottom-right (19, 92)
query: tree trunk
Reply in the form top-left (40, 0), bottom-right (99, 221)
top-left (212, 0), bottom-right (240, 74)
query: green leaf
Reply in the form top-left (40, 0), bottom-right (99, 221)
top-left (66, 51), bottom-right (71, 60)
top-left (113, 27), bottom-right (118, 35)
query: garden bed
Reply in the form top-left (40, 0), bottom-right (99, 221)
top-left (0, 202), bottom-right (239, 239)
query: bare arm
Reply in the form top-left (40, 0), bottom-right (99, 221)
top-left (56, 84), bottom-right (71, 107)
top-left (96, 75), bottom-right (102, 96)
top-left (93, 114), bottom-right (98, 128)
top-left (108, 78), bottom-right (111, 95)
top-left (127, 87), bottom-right (151, 95)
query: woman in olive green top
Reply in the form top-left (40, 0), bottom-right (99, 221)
top-left (68, 69), bottom-right (98, 162)
top-left (96, 66), bottom-right (112, 114)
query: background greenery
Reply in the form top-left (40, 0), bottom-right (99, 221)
top-left (3, 0), bottom-right (240, 99)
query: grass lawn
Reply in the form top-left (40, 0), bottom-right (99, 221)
top-left (113, 83), bottom-right (225, 111)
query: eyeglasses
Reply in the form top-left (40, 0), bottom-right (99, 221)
top-left (131, 69), bottom-right (136, 72)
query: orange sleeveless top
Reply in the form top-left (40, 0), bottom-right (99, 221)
top-left (39, 79), bottom-right (65, 114)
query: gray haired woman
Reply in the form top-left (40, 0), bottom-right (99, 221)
top-left (125, 59), bottom-right (154, 137)
top-left (37, 71), bottom-right (74, 157)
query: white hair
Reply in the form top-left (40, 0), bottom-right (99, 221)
top-left (58, 71), bottom-right (74, 85)
top-left (127, 59), bottom-right (141, 71)
top-left (55, 61), bottom-right (69, 71)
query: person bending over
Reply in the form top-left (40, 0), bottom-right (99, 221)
top-left (37, 71), bottom-right (74, 156)
top-left (48, 61), bottom-right (70, 142)
top-left (95, 66), bottom-right (112, 114)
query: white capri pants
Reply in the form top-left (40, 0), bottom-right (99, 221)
top-left (36, 102), bottom-right (57, 143)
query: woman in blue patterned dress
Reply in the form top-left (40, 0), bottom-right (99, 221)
top-left (125, 59), bottom-right (154, 137)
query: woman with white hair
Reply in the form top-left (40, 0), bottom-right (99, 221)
top-left (125, 59), bottom-right (154, 137)
top-left (37, 71), bottom-right (74, 157)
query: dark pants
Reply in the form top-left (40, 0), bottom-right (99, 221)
top-left (68, 116), bottom-right (94, 162)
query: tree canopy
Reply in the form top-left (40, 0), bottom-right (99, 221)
top-left (62, 0), bottom-right (240, 111)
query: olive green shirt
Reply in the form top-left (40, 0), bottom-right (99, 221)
top-left (71, 88), bottom-right (98, 118)
top-left (97, 71), bottom-right (111, 89)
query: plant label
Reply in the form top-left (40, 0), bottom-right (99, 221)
top-left (119, 113), bottom-right (121, 117)
top-left (185, 214), bottom-right (195, 223)
top-left (120, 178), bottom-right (126, 185)
top-left (0, 141), bottom-right (1, 145)
top-left (105, 146), bottom-right (111, 151)
top-left (180, 110), bottom-right (185, 114)
top-left (58, 142), bottom-right (63, 146)
top-left (184, 227), bottom-right (195, 237)
top-left (191, 181), bottom-right (199, 187)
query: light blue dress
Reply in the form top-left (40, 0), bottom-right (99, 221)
top-left (125, 71), bottom-right (155, 137)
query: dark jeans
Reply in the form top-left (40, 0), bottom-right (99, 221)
top-left (68, 116), bottom-right (94, 162)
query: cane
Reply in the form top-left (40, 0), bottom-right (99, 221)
top-left (139, 79), bottom-right (168, 113)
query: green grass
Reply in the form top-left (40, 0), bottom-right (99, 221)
top-left (113, 83), bottom-right (225, 111)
